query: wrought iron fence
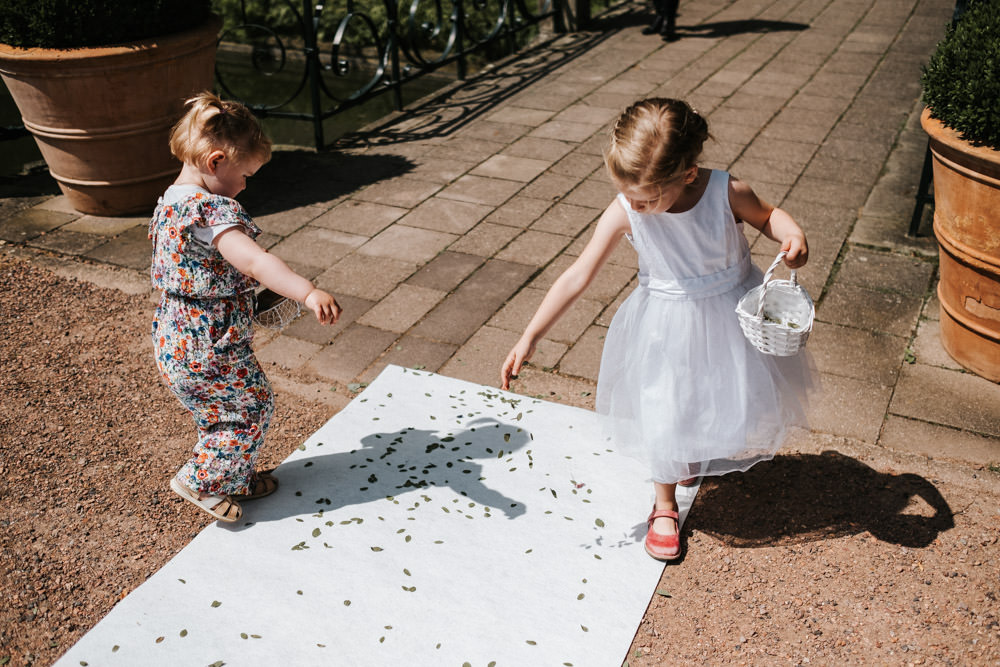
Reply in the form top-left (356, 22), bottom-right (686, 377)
top-left (215, 0), bottom-right (566, 149)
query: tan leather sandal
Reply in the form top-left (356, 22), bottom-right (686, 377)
top-left (170, 477), bottom-right (242, 522)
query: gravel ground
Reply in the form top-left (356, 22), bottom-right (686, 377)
top-left (2, 251), bottom-right (999, 666)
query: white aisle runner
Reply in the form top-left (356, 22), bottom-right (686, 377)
top-left (57, 366), bottom-right (699, 667)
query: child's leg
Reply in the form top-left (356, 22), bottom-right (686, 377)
top-left (651, 481), bottom-right (679, 536)
top-left (175, 363), bottom-right (275, 496)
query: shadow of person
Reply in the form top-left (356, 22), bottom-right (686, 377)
top-left (690, 450), bottom-right (954, 549)
top-left (228, 418), bottom-right (533, 529)
top-left (678, 19), bottom-right (809, 38)
top-left (239, 149), bottom-right (416, 216)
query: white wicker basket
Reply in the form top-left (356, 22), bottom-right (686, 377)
top-left (735, 250), bottom-right (814, 356)
top-left (253, 289), bottom-right (302, 330)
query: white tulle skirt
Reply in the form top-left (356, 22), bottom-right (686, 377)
top-left (596, 268), bottom-right (814, 484)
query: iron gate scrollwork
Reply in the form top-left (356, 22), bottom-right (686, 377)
top-left (214, 0), bottom-right (564, 149)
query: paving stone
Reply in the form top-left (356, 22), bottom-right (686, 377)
top-left (808, 321), bottom-right (907, 386)
top-left (410, 259), bottom-right (535, 344)
top-left (835, 247), bottom-right (934, 297)
top-left (520, 173), bottom-right (581, 203)
top-left (529, 120), bottom-right (604, 144)
top-left (427, 137), bottom-right (508, 163)
top-left (62, 214), bottom-right (145, 236)
top-left (484, 197), bottom-right (553, 229)
top-left (396, 197), bottom-right (492, 235)
top-left (448, 222), bottom-right (521, 257)
top-left (880, 415), bottom-right (1000, 467)
top-left (436, 175), bottom-right (524, 207)
top-left (817, 282), bottom-right (923, 337)
top-left (405, 251), bottom-right (485, 292)
top-left (552, 104), bottom-right (620, 126)
top-left (315, 253), bottom-right (417, 301)
top-left (563, 178), bottom-right (619, 210)
top-left (0, 208), bottom-right (78, 242)
top-left (353, 177), bottom-right (442, 208)
top-left (557, 324), bottom-right (607, 382)
top-left (529, 203), bottom-right (599, 237)
top-left (304, 324), bottom-right (398, 383)
top-left (456, 120), bottom-right (530, 144)
top-left (84, 226), bottom-right (151, 270)
top-left (310, 200), bottom-right (407, 237)
top-left (490, 286), bottom-right (603, 343)
top-left (495, 230), bottom-right (571, 267)
top-left (359, 224), bottom-right (457, 264)
top-left (742, 138), bottom-right (818, 167)
top-left (486, 106), bottom-right (557, 127)
top-left (549, 151), bottom-right (605, 179)
top-left (509, 89), bottom-right (580, 112)
top-left (255, 205), bottom-right (326, 236)
top-left (806, 372), bottom-right (891, 443)
top-left (530, 252), bottom-right (636, 302)
top-left (269, 226), bottom-right (367, 270)
top-left (502, 136), bottom-right (576, 162)
top-left (407, 157), bottom-right (477, 184)
top-left (32, 195), bottom-right (80, 214)
top-left (890, 363), bottom-right (1000, 438)
top-left (910, 317), bottom-right (963, 372)
top-left (440, 325), bottom-right (565, 387)
top-left (28, 229), bottom-right (108, 255)
top-left (356, 283), bottom-right (446, 333)
top-left (256, 335), bottom-right (322, 371)
top-left (597, 280), bottom-right (634, 326)
top-left (359, 334), bottom-right (459, 383)
top-left (283, 293), bottom-right (375, 344)
top-left (470, 155), bottom-right (552, 182)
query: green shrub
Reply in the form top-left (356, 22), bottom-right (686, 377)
top-left (921, 0), bottom-right (1000, 149)
top-left (0, 0), bottom-right (212, 48)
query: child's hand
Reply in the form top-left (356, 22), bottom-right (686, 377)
top-left (305, 289), bottom-right (342, 325)
top-left (781, 234), bottom-right (809, 269)
top-left (501, 339), bottom-right (536, 390)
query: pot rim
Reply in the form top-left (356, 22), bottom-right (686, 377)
top-left (921, 106), bottom-right (1000, 166)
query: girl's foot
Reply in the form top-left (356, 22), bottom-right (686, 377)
top-left (678, 477), bottom-right (698, 487)
top-left (645, 505), bottom-right (681, 561)
top-left (642, 16), bottom-right (664, 34)
top-left (170, 477), bottom-right (242, 522)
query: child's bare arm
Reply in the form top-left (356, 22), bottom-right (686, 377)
top-left (501, 200), bottom-right (630, 389)
top-left (729, 177), bottom-right (809, 268)
top-left (215, 229), bottom-right (342, 324)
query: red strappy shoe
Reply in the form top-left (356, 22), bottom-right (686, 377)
top-left (645, 508), bottom-right (682, 561)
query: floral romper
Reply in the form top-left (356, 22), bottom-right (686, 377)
top-left (150, 188), bottom-right (273, 496)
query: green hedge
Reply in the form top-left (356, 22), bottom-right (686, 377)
top-left (0, 0), bottom-right (212, 48)
top-left (921, 0), bottom-right (1000, 149)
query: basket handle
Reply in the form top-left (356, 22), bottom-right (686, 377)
top-left (754, 250), bottom-right (798, 317)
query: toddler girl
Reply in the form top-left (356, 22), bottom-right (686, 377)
top-left (501, 98), bottom-right (813, 560)
top-left (151, 92), bottom-right (341, 522)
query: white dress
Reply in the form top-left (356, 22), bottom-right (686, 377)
top-left (596, 170), bottom-right (813, 484)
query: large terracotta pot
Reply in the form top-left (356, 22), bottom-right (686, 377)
top-left (922, 108), bottom-right (1000, 382)
top-left (0, 16), bottom-right (221, 216)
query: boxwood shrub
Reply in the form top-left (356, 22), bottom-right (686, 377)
top-left (0, 0), bottom-right (212, 48)
top-left (921, 0), bottom-right (1000, 149)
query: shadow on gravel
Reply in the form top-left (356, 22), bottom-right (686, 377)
top-left (690, 450), bottom-right (954, 549)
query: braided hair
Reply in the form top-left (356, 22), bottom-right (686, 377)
top-left (605, 98), bottom-right (709, 189)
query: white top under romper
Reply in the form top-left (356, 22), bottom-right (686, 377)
top-left (596, 169), bottom-right (813, 484)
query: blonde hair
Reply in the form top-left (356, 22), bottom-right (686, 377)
top-left (169, 92), bottom-right (272, 166)
top-left (605, 98), bottom-right (709, 188)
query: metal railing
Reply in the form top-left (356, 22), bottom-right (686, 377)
top-left (215, 0), bottom-right (566, 149)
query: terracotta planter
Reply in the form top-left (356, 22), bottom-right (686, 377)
top-left (0, 16), bottom-right (221, 216)
top-left (921, 108), bottom-right (1000, 382)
